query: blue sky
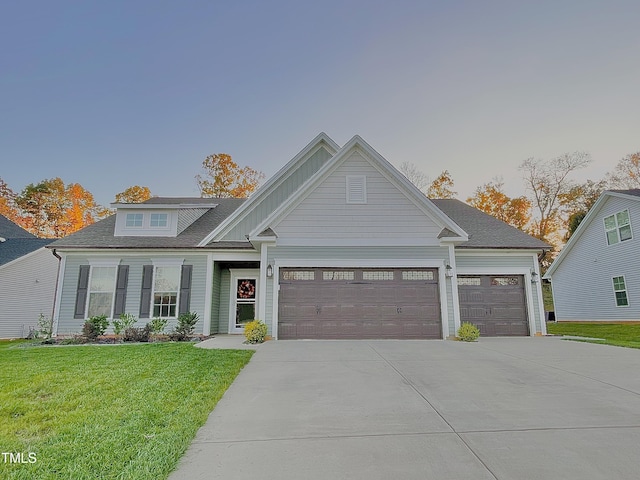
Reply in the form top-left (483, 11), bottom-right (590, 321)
top-left (2, 0), bottom-right (639, 206)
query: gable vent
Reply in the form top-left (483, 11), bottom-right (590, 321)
top-left (346, 175), bottom-right (367, 204)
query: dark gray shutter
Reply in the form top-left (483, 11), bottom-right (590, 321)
top-left (113, 265), bottom-right (129, 317)
top-left (139, 265), bottom-right (153, 318)
top-left (74, 265), bottom-right (90, 319)
top-left (178, 265), bottom-right (193, 315)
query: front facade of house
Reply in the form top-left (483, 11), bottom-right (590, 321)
top-left (545, 190), bottom-right (640, 322)
top-left (50, 134), bottom-right (549, 339)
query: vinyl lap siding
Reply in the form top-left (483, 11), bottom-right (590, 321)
top-left (222, 147), bottom-right (333, 241)
top-left (273, 152), bottom-right (442, 242)
top-left (552, 196), bottom-right (640, 321)
top-left (57, 254), bottom-right (209, 335)
top-left (177, 208), bottom-right (209, 234)
top-left (0, 249), bottom-right (58, 338)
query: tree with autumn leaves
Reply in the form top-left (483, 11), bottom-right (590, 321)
top-left (195, 153), bottom-right (264, 198)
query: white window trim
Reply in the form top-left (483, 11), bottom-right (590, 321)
top-left (150, 213), bottom-right (169, 228)
top-left (612, 275), bottom-right (630, 308)
top-left (604, 209), bottom-right (632, 246)
top-left (85, 265), bottom-right (118, 319)
top-left (150, 258), bottom-right (184, 319)
top-left (125, 213), bottom-right (144, 228)
top-left (346, 175), bottom-right (367, 204)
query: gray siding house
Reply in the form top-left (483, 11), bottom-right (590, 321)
top-left (49, 133), bottom-right (549, 339)
top-left (545, 189), bottom-right (640, 322)
top-left (0, 215), bottom-right (57, 338)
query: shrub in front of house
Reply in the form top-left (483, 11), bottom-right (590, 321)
top-left (457, 322), bottom-right (480, 342)
top-left (123, 324), bottom-right (152, 342)
top-left (168, 312), bottom-right (199, 341)
top-left (112, 313), bottom-right (137, 336)
top-left (82, 315), bottom-right (109, 341)
top-left (150, 317), bottom-right (168, 336)
top-left (244, 320), bottom-right (268, 344)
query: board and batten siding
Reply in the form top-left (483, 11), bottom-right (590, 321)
top-left (218, 269), bottom-right (231, 333)
top-left (455, 252), bottom-right (544, 333)
top-left (552, 195), bottom-right (640, 321)
top-left (209, 261), bottom-right (222, 334)
top-left (272, 152), bottom-right (442, 243)
top-left (266, 245), bottom-right (454, 337)
top-left (221, 146), bottom-right (333, 241)
top-left (57, 254), bottom-right (209, 335)
top-left (0, 248), bottom-right (58, 338)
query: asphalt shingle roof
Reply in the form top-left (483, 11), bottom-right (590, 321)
top-left (48, 198), bottom-right (248, 249)
top-left (609, 189), bottom-right (640, 197)
top-left (0, 238), bottom-right (54, 266)
top-left (431, 199), bottom-right (550, 250)
top-left (0, 215), bottom-right (35, 239)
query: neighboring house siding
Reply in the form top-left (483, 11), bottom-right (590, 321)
top-left (0, 248), bottom-right (58, 338)
top-left (222, 147), bottom-right (333, 241)
top-left (266, 245), bottom-right (453, 336)
top-left (456, 252), bottom-right (544, 332)
top-left (273, 152), bottom-right (442, 243)
top-left (57, 254), bottom-right (209, 335)
top-left (552, 196), bottom-right (640, 321)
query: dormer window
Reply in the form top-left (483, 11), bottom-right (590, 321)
top-left (150, 213), bottom-right (168, 228)
top-left (126, 213), bottom-right (143, 227)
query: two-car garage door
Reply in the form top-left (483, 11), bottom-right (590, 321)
top-left (278, 268), bottom-right (441, 339)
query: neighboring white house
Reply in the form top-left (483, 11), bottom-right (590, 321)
top-left (0, 215), bottom-right (58, 338)
top-left (545, 189), bottom-right (640, 322)
top-left (48, 133), bottom-right (549, 339)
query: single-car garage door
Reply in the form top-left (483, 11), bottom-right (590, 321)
top-left (278, 268), bottom-right (441, 339)
top-left (457, 275), bottom-right (529, 336)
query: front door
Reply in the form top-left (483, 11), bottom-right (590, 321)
top-left (229, 269), bottom-right (259, 334)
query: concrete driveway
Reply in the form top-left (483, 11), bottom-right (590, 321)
top-left (170, 338), bottom-right (640, 479)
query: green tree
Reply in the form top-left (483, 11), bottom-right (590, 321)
top-left (561, 179), bottom-right (608, 240)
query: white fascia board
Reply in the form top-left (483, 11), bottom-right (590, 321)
top-left (274, 258), bottom-right (447, 268)
top-left (544, 192), bottom-right (613, 279)
top-left (250, 135), bottom-right (469, 240)
top-left (198, 133), bottom-right (340, 246)
top-left (111, 203), bottom-right (216, 210)
top-left (455, 249), bottom-right (545, 256)
top-left (271, 237), bottom-right (442, 247)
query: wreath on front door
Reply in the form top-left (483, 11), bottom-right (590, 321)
top-left (237, 280), bottom-right (256, 299)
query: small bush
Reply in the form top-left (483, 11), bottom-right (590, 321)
top-left (457, 322), bottom-right (480, 342)
top-left (244, 320), bottom-right (267, 344)
top-left (150, 317), bottom-right (168, 335)
top-left (113, 313), bottom-right (137, 335)
top-left (168, 312), bottom-right (199, 341)
top-left (123, 324), bottom-right (152, 343)
top-left (82, 315), bottom-right (109, 341)
top-left (37, 313), bottom-right (53, 339)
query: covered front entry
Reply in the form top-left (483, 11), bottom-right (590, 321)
top-left (278, 267), bottom-right (441, 339)
top-left (457, 275), bottom-right (529, 336)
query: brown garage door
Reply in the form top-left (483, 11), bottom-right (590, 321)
top-left (458, 275), bottom-right (529, 336)
top-left (278, 268), bottom-right (441, 339)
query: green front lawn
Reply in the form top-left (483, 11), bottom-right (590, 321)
top-left (0, 341), bottom-right (253, 479)
top-left (547, 322), bottom-right (640, 349)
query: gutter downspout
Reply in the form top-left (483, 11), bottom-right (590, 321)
top-left (50, 248), bottom-right (62, 337)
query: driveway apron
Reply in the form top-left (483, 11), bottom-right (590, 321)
top-left (170, 338), bottom-right (640, 479)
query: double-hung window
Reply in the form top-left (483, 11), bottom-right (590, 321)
top-left (150, 213), bottom-right (168, 227)
top-left (153, 266), bottom-right (181, 318)
top-left (613, 276), bottom-right (629, 307)
top-left (604, 210), bottom-right (632, 245)
top-left (87, 266), bottom-right (117, 317)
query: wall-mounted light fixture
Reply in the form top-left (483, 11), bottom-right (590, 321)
top-left (445, 263), bottom-right (454, 278)
top-left (530, 271), bottom-right (539, 283)
top-left (266, 264), bottom-right (273, 278)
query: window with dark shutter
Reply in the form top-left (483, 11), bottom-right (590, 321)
top-left (74, 265), bottom-right (90, 319)
top-left (139, 265), bottom-right (153, 318)
top-left (179, 265), bottom-right (193, 315)
top-left (113, 265), bottom-right (129, 317)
